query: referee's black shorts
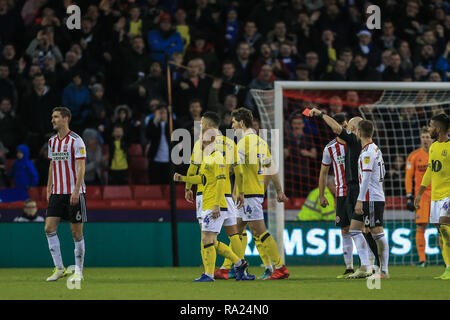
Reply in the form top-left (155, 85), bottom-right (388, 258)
top-left (46, 194), bottom-right (87, 223)
top-left (346, 183), bottom-right (363, 223)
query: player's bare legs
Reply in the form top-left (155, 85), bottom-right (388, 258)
top-left (70, 223), bottom-right (85, 279)
top-left (45, 217), bottom-right (65, 281)
top-left (369, 226), bottom-right (389, 278)
top-left (45, 216), bottom-right (60, 235)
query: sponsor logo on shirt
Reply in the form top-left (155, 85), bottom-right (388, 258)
top-left (52, 152), bottom-right (70, 161)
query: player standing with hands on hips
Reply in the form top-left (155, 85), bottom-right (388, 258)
top-left (45, 107), bottom-right (87, 282)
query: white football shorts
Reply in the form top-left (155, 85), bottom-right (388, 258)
top-left (430, 197), bottom-right (450, 224)
top-left (223, 195), bottom-right (237, 227)
top-left (241, 196), bottom-right (264, 222)
top-left (201, 208), bottom-right (230, 233)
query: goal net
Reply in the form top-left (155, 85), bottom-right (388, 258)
top-left (251, 82), bottom-right (450, 266)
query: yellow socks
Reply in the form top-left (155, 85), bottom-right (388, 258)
top-left (200, 240), bottom-right (205, 263)
top-left (229, 234), bottom-right (242, 261)
top-left (214, 241), bottom-right (239, 264)
top-left (259, 231), bottom-right (283, 268)
top-left (202, 243), bottom-right (216, 276)
top-left (440, 225), bottom-right (450, 266)
top-left (222, 233), bottom-right (247, 269)
top-left (254, 235), bottom-right (272, 268)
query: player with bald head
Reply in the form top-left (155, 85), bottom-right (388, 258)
top-left (309, 108), bottom-right (378, 279)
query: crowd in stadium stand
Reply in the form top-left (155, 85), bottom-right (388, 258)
top-left (0, 0), bottom-right (450, 196)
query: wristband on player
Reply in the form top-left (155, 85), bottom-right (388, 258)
top-left (319, 112), bottom-right (324, 119)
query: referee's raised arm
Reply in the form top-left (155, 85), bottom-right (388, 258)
top-left (309, 108), bottom-right (343, 135)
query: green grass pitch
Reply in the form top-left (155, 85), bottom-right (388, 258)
top-left (0, 266), bottom-right (448, 300)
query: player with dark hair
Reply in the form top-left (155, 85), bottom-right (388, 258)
top-left (319, 113), bottom-right (355, 278)
top-left (174, 111), bottom-right (252, 282)
top-left (230, 107), bottom-right (290, 280)
top-left (45, 106), bottom-right (87, 282)
top-left (415, 113), bottom-right (450, 280)
top-left (405, 126), bottom-right (434, 267)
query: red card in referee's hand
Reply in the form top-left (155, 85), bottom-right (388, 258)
top-left (302, 108), bottom-right (311, 116)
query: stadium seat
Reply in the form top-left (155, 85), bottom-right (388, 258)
top-left (86, 186), bottom-right (102, 200)
top-left (5, 159), bottom-right (14, 170)
top-left (132, 185), bottom-right (164, 200)
top-left (108, 200), bottom-right (140, 209)
top-left (290, 198), bottom-right (306, 209)
top-left (176, 199), bottom-right (196, 210)
top-left (0, 201), bottom-right (24, 210)
top-left (36, 201), bottom-right (47, 209)
top-left (176, 185), bottom-right (185, 198)
top-left (40, 187), bottom-right (47, 201)
top-left (88, 200), bottom-right (109, 210)
top-left (128, 157), bottom-right (149, 184)
top-left (101, 144), bottom-right (109, 156)
top-left (28, 187), bottom-right (42, 201)
top-left (386, 197), bottom-right (405, 210)
top-left (128, 144), bottom-right (143, 157)
top-left (103, 186), bottom-right (133, 200)
top-left (140, 199), bottom-right (170, 210)
top-left (129, 156), bottom-right (148, 171)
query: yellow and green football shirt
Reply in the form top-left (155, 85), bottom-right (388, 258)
top-left (237, 132), bottom-right (271, 197)
top-left (421, 140), bottom-right (450, 201)
top-left (197, 151), bottom-right (228, 210)
top-left (187, 140), bottom-right (204, 193)
top-left (214, 135), bottom-right (238, 196)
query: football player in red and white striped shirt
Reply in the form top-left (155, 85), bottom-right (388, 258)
top-left (319, 113), bottom-right (354, 278)
top-left (44, 107), bottom-right (87, 282)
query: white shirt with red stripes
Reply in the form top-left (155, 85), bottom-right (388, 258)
top-left (48, 131), bottom-right (86, 194)
top-left (322, 139), bottom-right (347, 197)
top-left (358, 142), bottom-right (385, 202)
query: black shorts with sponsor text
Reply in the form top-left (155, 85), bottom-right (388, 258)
top-left (46, 194), bottom-right (87, 223)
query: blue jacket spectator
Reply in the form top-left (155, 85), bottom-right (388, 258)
top-left (62, 71), bottom-right (90, 127)
top-left (148, 13), bottom-right (183, 65)
top-left (225, 9), bottom-right (239, 51)
top-left (9, 145), bottom-right (38, 188)
top-left (435, 42), bottom-right (450, 81)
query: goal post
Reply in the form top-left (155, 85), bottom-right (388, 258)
top-left (251, 81), bottom-right (450, 266)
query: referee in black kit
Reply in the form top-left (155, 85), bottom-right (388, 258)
top-left (308, 108), bottom-right (379, 278)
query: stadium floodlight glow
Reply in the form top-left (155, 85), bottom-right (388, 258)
top-left (251, 81), bottom-right (450, 265)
